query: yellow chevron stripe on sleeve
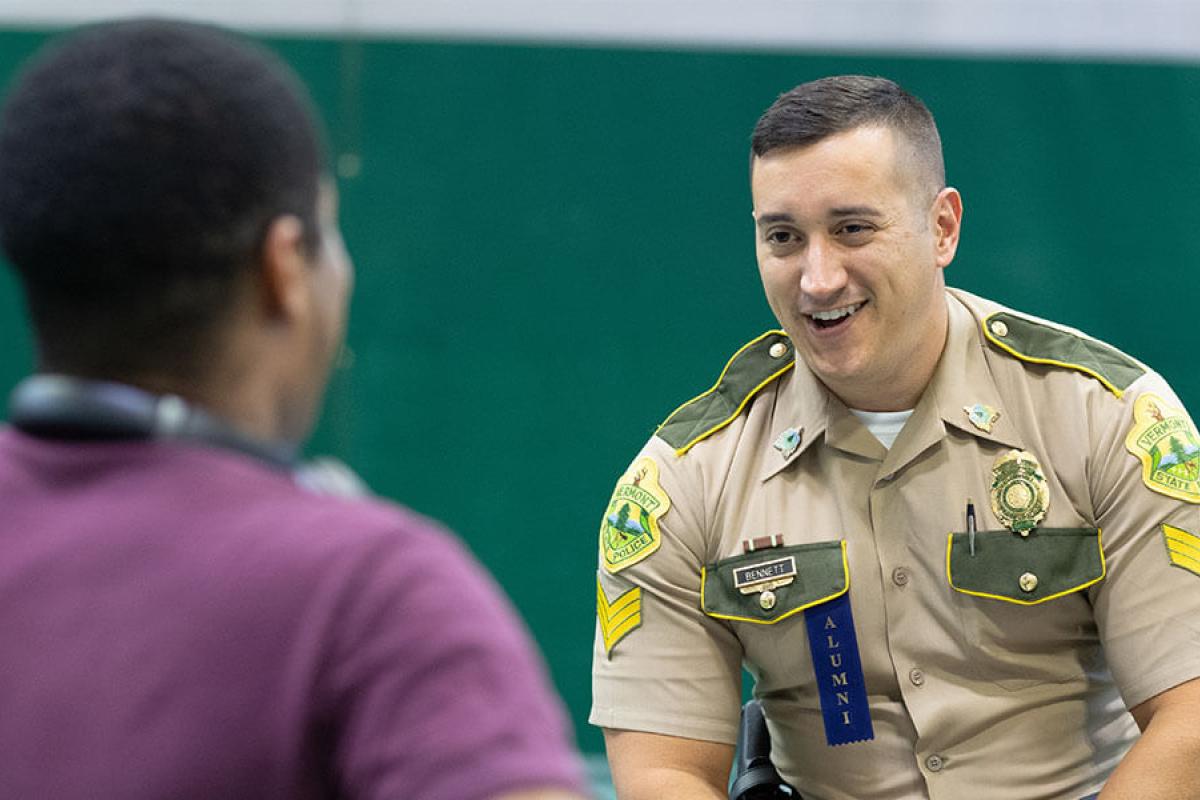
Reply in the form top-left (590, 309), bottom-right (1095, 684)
top-left (1163, 524), bottom-right (1200, 577)
top-left (597, 578), bottom-right (642, 658)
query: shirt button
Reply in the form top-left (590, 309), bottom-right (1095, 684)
top-left (909, 668), bottom-right (925, 686)
top-left (989, 319), bottom-right (1009, 337)
top-left (769, 341), bottom-right (788, 358)
top-left (925, 754), bottom-right (945, 772)
top-left (1019, 572), bottom-right (1039, 593)
top-left (892, 568), bottom-right (909, 586)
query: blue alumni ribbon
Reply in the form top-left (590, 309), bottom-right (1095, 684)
top-left (804, 591), bottom-right (874, 746)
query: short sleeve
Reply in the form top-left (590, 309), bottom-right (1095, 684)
top-left (321, 514), bottom-right (586, 800)
top-left (1089, 373), bottom-right (1200, 709)
top-left (589, 436), bottom-right (743, 744)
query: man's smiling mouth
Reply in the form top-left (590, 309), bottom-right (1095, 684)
top-left (806, 301), bottom-right (867, 329)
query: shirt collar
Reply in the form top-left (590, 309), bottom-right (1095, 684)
top-left (759, 290), bottom-right (1023, 482)
top-left (758, 360), bottom-right (831, 482)
top-left (931, 290), bottom-right (1024, 451)
top-left (759, 348), bottom-right (891, 482)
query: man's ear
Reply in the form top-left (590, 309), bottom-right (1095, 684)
top-left (932, 187), bottom-right (963, 270)
top-left (258, 215), bottom-right (310, 320)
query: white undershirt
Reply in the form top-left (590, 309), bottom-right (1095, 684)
top-left (849, 408), bottom-right (914, 450)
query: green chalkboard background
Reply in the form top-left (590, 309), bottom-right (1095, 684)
top-left (2, 29), bottom-right (1198, 757)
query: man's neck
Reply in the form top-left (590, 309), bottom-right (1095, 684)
top-left (827, 297), bottom-right (950, 412)
top-left (37, 365), bottom-right (282, 444)
top-left (9, 374), bottom-right (299, 468)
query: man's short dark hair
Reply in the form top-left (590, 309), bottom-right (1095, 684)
top-left (0, 19), bottom-right (325, 378)
top-left (750, 75), bottom-right (945, 197)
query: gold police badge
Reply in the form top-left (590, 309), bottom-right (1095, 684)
top-left (1125, 393), bottom-right (1200, 504)
top-left (600, 457), bottom-right (671, 572)
top-left (990, 449), bottom-right (1049, 535)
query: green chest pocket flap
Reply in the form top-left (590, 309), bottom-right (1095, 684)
top-left (702, 540), bottom-right (848, 624)
top-left (947, 528), bottom-right (1106, 605)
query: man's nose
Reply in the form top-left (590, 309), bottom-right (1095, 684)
top-left (799, 237), bottom-right (848, 299)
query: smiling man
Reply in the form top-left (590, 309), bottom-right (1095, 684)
top-left (591, 76), bottom-right (1200, 799)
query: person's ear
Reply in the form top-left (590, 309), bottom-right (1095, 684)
top-left (931, 187), bottom-right (963, 270)
top-left (258, 215), bottom-right (310, 320)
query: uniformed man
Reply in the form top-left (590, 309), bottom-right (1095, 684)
top-left (591, 75), bottom-right (1200, 799)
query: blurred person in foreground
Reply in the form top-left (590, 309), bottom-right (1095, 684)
top-left (591, 75), bottom-right (1200, 799)
top-left (0, 19), bottom-right (587, 800)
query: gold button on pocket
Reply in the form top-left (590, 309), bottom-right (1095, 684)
top-left (1019, 572), bottom-right (1038, 593)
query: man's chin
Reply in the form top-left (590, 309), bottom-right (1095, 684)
top-left (808, 359), bottom-right (871, 398)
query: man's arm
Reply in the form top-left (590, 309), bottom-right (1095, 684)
top-left (604, 728), bottom-right (734, 800)
top-left (1097, 677), bottom-right (1200, 799)
top-left (1082, 377), bottom-right (1200, 798)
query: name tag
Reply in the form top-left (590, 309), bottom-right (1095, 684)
top-left (733, 556), bottom-right (797, 592)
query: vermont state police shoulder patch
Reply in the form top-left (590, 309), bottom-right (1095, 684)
top-left (600, 457), bottom-right (670, 573)
top-left (1125, 394), bottom-right (1200, 504)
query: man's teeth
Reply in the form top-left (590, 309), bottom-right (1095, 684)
top-left (810, 302), bottom-right (864, 322)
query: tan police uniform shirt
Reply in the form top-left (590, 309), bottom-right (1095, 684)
top-left (591, 288), bottom-right (1200, 800)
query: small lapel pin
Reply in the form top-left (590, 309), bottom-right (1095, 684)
top-left (773, 427), bottom-right (800, 458)
top-left (964, 403), bottom-right (1001, 433)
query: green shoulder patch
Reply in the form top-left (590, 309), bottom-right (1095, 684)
top-left (1126, 394), bottom-right (1200, 503)
top-left (656, 330), bottom-right (795, 455)
top-left (600, 457), bottom-right (671, 572)
top-left (982, 312), bottom-right (1144, 397)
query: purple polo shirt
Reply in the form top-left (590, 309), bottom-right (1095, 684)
top-left (0, 428), bottom-right (585, 799)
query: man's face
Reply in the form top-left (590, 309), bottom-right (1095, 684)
top-left (751, 125), bottom-right (961, 411)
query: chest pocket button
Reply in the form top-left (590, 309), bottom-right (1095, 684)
top-left (1019, 572), bottom-right (1038, 593)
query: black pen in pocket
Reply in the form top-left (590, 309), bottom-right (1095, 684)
top-left (967, 499), bottom-right (977, 556)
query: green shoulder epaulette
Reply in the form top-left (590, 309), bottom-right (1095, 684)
top-left (982, 311), bottom-right (1145, 398)
top-left (656, 330), bottom-right (795, 455)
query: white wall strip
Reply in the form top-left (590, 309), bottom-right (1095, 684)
top-left (0, 0), bottom-right (1197, 61)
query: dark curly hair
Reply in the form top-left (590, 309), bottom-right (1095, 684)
top-left (0, 18), bottom-right (325, 377)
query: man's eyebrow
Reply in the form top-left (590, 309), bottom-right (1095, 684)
top-left (829, 205), bottom-right (884, 218)
top-left (755, 206), bottom-right (884, 227)
top-left (754, 212), bottom-right (794, 227)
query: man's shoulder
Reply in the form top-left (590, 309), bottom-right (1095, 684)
top-left (0, 431), bottom-right (482, 635)
top-left (950, 287), bottom-right (1148, 398)
top-left (154, 449), bottom-right (488, 632)
top-left (653, 330), bottom-right (795, 456)
top-left (0, 434), bottom-right (459, 564)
